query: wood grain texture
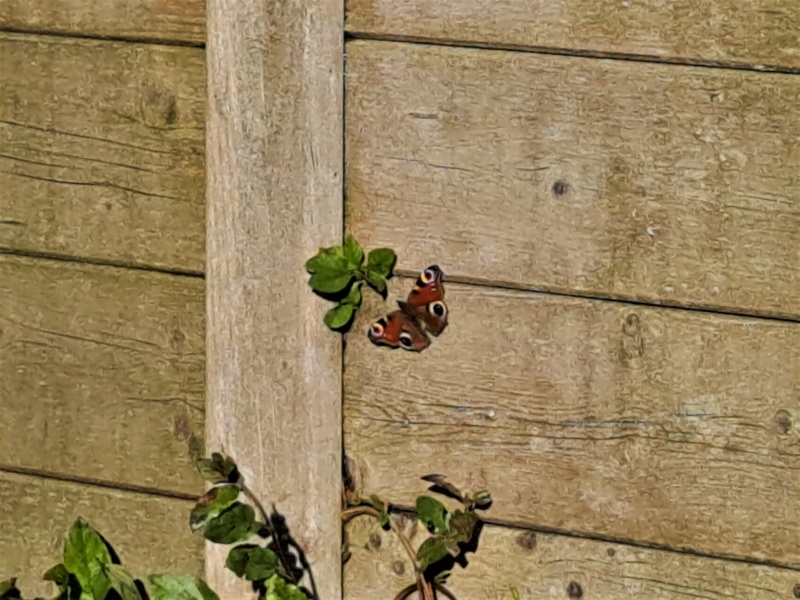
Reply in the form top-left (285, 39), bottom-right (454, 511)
top-left (344, 517), bottom-right (800, 600)
top-left (345, 41), bottom-right (800, 319)
top-left (205, 0), bottom-right (343, 597)
top-left (345, 0), bottom-right (800, 70)
top-left (0, 472), bottom-right (203, 597)
top-left (0, 255), bottom-right (205, 494)
top-left (344, 278), bottom-right (800, 566)
top-left (0, 33), bottom-right (205, 273)
top-left (0, 0), bottom-right (204, 44)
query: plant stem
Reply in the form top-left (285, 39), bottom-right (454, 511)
top-left (341, 505), bottom-right (379, 523)
top-left (391, 519), bottom-right (420, 572)
top-left (433, 583), bottom-right (458, 600)
top-left (240, 482), bottom-right (299, 586)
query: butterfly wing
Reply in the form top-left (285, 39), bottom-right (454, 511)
top-left (367, 310), bottom-right (430, 352)
top-left (404, 265), bottom-right (448, 336)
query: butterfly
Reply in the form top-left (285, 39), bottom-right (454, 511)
top-left (367, 265), bottom-right (448, 352)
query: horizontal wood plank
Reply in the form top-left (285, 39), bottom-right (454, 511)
top-left (0, 0), bottom-right (204, 44)
top-left (0, 33), bottom-right (205, 273)
top-left (343, 279), bottom-right (800, 566)
top-left (345, 41), bottom-right (800, 319)
top-left (0, 255), bottom-right (205, 494)
top-left (344, 517), bottom-right (800, 599)
top-left (0, 472), bottom-right (203, 597)
top-left (346, 0), bottom-right (800, 70)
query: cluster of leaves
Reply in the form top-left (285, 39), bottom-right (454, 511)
top-left (348, 474), bottom-right (492, 598)
top-left (0, 518), bottom-right (217, 600)
top-left (305, 236), bottom-right (396, 330)
top-left (192, 454), bottom-right (309, 600)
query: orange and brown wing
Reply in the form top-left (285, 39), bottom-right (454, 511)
top-left (367, 310), bottom-right (430, 352)
top-left (404, 265), bottom-right (448, 336)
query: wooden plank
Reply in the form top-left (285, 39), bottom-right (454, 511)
top-left (344, 517), bottom-right (800, 599)
top-left (205, 0), bottom-right (343, 597)
top-left (0, 33), bottom-right (205, 273)
top-left (345, 0), bottom-right (800, 70)
top-left (0, 0), bottom-right (204, 45)
top-left (343, 278), bottom-right (800, 566)
top-left (345, 41), bottom-right (800, 319)
top-left (0, 255), bottom-right (205, 494)
top-left (0, 472), bottom-right (203, 597)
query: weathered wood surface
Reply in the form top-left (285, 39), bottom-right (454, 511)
top-left (345, 41), bottom-right (800, 319)
top-left (205, 0), bottom-right (343, 597)
top-left (344, 517), bottom-right (800, 599)
top-left (343, 278), bottom-right (800, 566)
top-left (346, 0), bottom-right (800, 70)
top-left (0, 0), bottom-right (204, 44)
top-left (0, 472), bottom-right (202, 597)
top-left (0, 255), bottom-right (204, 493)
top-left (0, 33), bottom-right (205, 273)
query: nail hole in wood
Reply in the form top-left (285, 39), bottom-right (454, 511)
top-left (567, 581), bottom-right (583, 598)
top-left (552, 180), bottom-right (570, 196)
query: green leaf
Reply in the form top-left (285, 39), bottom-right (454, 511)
top-left (470, 490), bottom-right (492, 508)
top-left (366, 248), bottom-right (397, 279)
top-left (195, 453), bottom-right (240, 485)
top-left (366, 495), bottom-right (391, 529)
top-left (362, 270), bottom-right (386, 294)
top-left (323, 303), bottom-right (356, 330)
top-left (225, 545), bottom-right (279, 581)
top-left (43, 565), bottom-right (69, 587)
top-left (147, 575), bottom-right (219, 600)
top-left (63, 518), bottom-right (112, 600)
top-left (416, 538), bottom-right (454, 572)
top-left (342, 236), bottom-right (364, 269)
top-left (415, 496), bottom-right (450, 534)
top-left (304, 246), bottom-right (342, 274)
top-left (190, 485), bottom-right (240, 531)
top-left (0, 579), bottom-right (21, 599)
top-left (204, 503), bottom-right (258, 544)
top-left (104, 565), bottom-right (142, 600)
top-left (447, 510), bottom-right (479, 544)
top-left (343, 282), bottom-right (362, 306)
top-left (262, 575), bottom-right (307, 600)
top-left (305, 246), bottom-right (355, 294)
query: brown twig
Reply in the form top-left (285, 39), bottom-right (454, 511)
top-left (433, 583), bottom-right (458, 600)
top-left (392, 583), bottom-right (419, 600)
top-left (342, 505), bottom-right (380, 523)
top-left (240, 483), bottom-right (300, 587)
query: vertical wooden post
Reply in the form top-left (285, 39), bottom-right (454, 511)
top-left (205, 0), bottom-right (343, 598)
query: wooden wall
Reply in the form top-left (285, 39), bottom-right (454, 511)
top-left (342, 1), bottom-right (800, 598)
top-left (0, 5), bottom-right (206, 595)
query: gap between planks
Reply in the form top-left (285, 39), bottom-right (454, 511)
top-left (380, 504), bottom-right (800, 573)
top-left (345, 31), bottom-right (800, 76)
top-left (0, 247), bottom-right (205, 278)
top-left (0, 464), bottom-right (198, 501)
top-left (0, 25), bottom-right (204, 48)
top-left (392, 269), bottom-right (800, 323)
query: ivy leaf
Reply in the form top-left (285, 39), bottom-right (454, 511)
top-left (415, 496), bottom-right (450, 534)
top-left (204, 503), bottom-right (259, 544)
top-left (342, 236), bottom-right (364, 270)
top-left (416, 538), bottom-right (454, 572)
top-left (365, 248), bottom-right (397, 279)
top-left (190, 485), bottom-right (240, 531)
top-left (447, 510), bottom-right (479, 544)
top-left (104, 565), bottom-right (142, 600)
top-left (195, 453), bottom-right (240, 485)
top-left (262, 575), bottom-right (307, 600)
top-left (63, 518), bottom-right (112, 600)
top-left (343, 282), bottom-right (362, 306)
top-left (0, 579), bottom-right (21, 599)
top-left (147, 575), bottom-right (219, 600)
top-left (225, 545), bottom-right (279, 581)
